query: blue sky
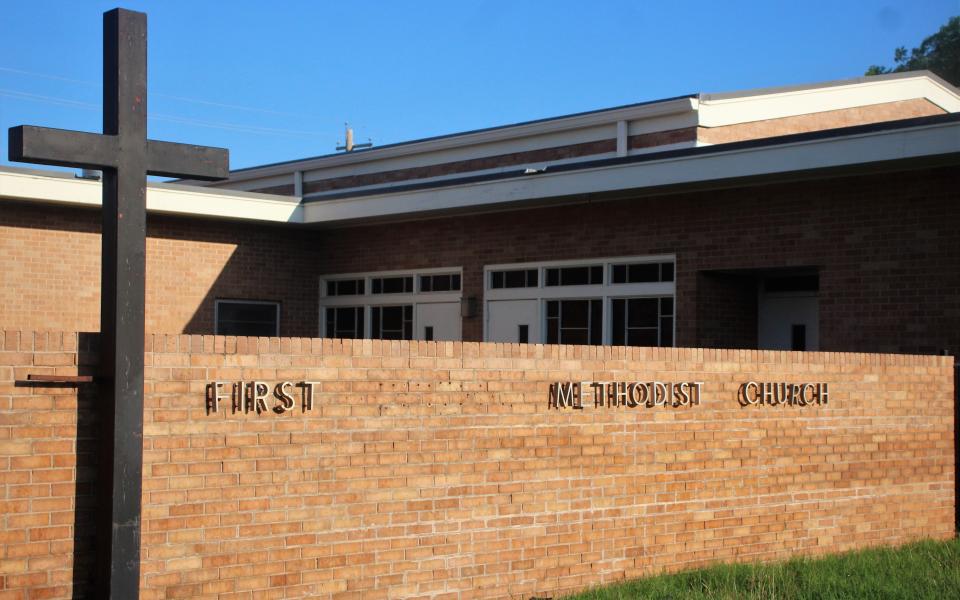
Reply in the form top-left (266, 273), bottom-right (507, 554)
top-left (0, 1), bottom-right (956, 171)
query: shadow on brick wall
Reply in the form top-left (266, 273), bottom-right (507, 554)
top-left (73, 332), bottom-right (100, 598)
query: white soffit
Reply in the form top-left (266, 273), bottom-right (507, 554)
top-left (301, 120), bottom-right (960, 225)
top-left (699, 74), bottom-right (960, 127)
top-left (0, 168), bottom-right (301, 223)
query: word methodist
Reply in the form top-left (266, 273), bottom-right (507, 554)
top-left (549, 380), bottom-right (704, 410)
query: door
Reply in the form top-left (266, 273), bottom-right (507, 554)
top-left (486, 299), bottom-right (540, 343)
top-left (416, 302), bottom-right (461, 341)
top-left (758, 293), bottom-right (819, 351)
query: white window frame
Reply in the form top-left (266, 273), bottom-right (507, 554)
top-left (319, 266), bottom-right (463, 339)
top-left (483, 254), bottom-right (676, 345)
top-left (214, 299), bottom-right (281, 336)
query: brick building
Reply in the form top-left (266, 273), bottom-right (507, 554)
top-left (2, 71), bottom-right (959, 355)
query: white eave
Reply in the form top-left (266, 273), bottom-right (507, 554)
top-left (0, 167), bottom-right (301, 223)
top-left (209, 96), bottom-right (698, 184)
top-left (301, 119), bottom-right (960, 225)
top-left (698, 71), bottom-right (960, 127)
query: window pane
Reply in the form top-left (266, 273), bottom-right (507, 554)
top-left (590, 266), bottom-right (603, 285)
top-left (527, 270), bottom-right (538, 286)
top-left (491, 272), bottom-right (504, 288)
top-left (505, 270), bottom-right (527, 288)
top-left (327, 306), bottom-right (364, 339)
top-left (546, 269), bottom-right (559, 286)
top-left (661, 262), bottom-right (674, 282)
top-left (628, 263), bottom-right (660, 283)
top-left (628, 298), bottom-right (658, 328)
top-left (627, 329), bottom-right (658, 346)
top-left (372, 307), bottom-right (381, 337)
top-left (217, 302), bottom-right (277, 336)
top-left (563, 300), bottom-right (589, 328)
top-left (590, 300), bottom-right (602, 345)
top-left (372, 279), bottom-right (382, 294)
top-left (379, 306), bottom-right (405, 340)
top-left (562, 329), bottom-right (588, 345)
top-left (452, 274), bottom-right (461, 290)
top-left (546, 300), bottom-right (559, 318)
top-left (660, 317), bottom-right (674, 347)
top-left (661, 297), bottom-right (674, 316)
top-left (420, 276), bottom-right (432, 292)
top-left (562, 267), bottom-right (590, 286)
top-left (546, 319), bottom-right (559, 344)
top-left (612, 265), bottom-right (626, 284)
top-left (326, 281), bottom-right (336, 296)
top-left (611, 299), bottom-right (625, 345)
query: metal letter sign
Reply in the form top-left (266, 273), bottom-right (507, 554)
top-left (8, 9), bottom-right (228, 599)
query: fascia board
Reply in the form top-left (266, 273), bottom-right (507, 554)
top-left (0, 170), bottom-right (302, 223)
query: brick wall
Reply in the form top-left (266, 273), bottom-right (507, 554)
top-left (697, 98), bottom-right (945, 144)
top-left (316, 165), bottom-right (960, 355)
top-left (0, 202), bottom-right (318, 337)
top-left (2, 165), bottom-right (959, 356)
top-left (0, 330), bottom-right (954, 599)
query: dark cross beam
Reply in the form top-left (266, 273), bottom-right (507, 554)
top-left (8, 8), bottom-right (228, 599)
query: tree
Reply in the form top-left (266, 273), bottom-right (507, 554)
top-left (866, 16), bottom-right (960, 86)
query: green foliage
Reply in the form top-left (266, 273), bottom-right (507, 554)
top-left (566, 538), bottom-right (960, 600)
top-left (866, 16), bottom-right (960, 85)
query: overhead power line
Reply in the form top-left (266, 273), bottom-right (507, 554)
top-left (0, 87), bottom-right (336, 139)
top-left (0, 65), bottom-right (320, 119)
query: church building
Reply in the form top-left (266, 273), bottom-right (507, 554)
top-left (2, 70), bottom-right (959, 355)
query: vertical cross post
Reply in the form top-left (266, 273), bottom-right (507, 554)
top-left (7, 8), bottom-right (228, 599)
top-left (98, 10), bottom-right (147, 598)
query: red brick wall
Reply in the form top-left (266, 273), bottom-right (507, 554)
top-left (2, 166), bottom-right (958, 356)
top-left (698, 98), bottom-right (946, 144)
top-left (0, 202), bottom-right (319, 337)
top-left (0, 331), bottom-right (954, 598)
top-left (316, 165), bottom-right (960, 355)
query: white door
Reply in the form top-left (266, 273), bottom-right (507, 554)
top-left (758, 294), bottom-right (819, 351)
top-left (416, 302), bottom-right (461, 341)
top-left (487, 299), bottom-right (540, 343)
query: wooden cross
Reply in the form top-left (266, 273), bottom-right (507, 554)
top-left (7, 8), bottom-right (228, 599)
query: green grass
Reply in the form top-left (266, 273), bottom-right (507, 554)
top-left (566, 538), bottom-right (960, 600)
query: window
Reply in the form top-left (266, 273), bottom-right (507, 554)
top-left (611, 297), bottom-right (673, 347)
top-left (371, 305), bottom-right (413, 340)
top-left (546, 299), bottom-right (603, 345)
top-left (545, 265), bottom-right (603, 286)
top-left (326, 279), bottom-right (365, 296)
top-left (325, 306), bottom-right (364, 339)
top-left (490, 269), bottom-right (538, 289)
top-left (420, 273), bottom-right (461, 292)
top-left (611, 262), bottom-right (674, 284)
top-left (215, 300), bottom-right (279, 336)
top-left (321, 268), bottom-right (463, 341)
top-left (371, 276), bottom-right (413, 294)
top-left (485, 255), bottom-right (676, 346)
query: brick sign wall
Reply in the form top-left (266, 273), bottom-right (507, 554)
top-left (0, 331), bottom-right (955, 598)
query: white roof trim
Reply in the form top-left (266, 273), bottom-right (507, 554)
top-left (214, 97), bottom-right (698, 183)
top-left (0, 168), bottom-right (301, 223)
top-left (301, 120), bottom-right (960, 224)
top-left (699, 73), bottom-right (960, 127)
